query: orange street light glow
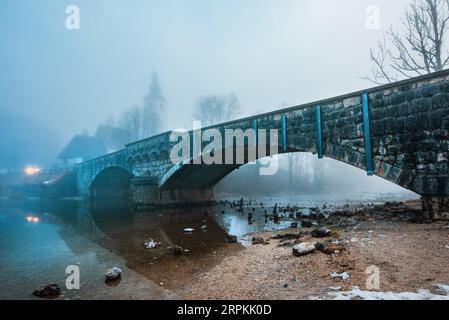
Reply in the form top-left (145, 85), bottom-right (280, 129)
top-left (26, 216), bottom-right (40, 223)
top-left (24, 166), bottom-right (41, 175)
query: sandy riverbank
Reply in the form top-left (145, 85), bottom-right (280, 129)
top-left (174, 201), bottom-right (449, 300)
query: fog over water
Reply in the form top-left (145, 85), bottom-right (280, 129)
top-left (0, 0), bottom-right (410, 170)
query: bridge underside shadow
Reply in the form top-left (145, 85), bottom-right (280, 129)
top-left (90, 167), bottom-right (134, 206)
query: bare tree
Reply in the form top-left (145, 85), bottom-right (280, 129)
top-left (119, 106), bottom-right (142, 142)
top-left (193, 94), bottom-right (241, 126)
top-left (364, 0), bottom-right (449, 84)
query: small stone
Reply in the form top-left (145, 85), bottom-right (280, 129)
top-left (292, 242), bottom-right (316, 257)
top-left (173, 246), bottom-right (184, 256)
top-left (311, 227), bottom-right (332, 238)
top-left (105, 267), bottom-right (122, 280)
top-left (314, 242), bottom-right (326, 251)
top-left (33, 284), bottom-right (61, 298)
top-left (225, 235), bottom-right (238, 243)
top-left (301, 219), bottom-right (313, 228)
top-left (252, 237), bottom-right (266, 245)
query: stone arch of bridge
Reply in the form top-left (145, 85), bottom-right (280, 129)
top-left (158, 143), bottom-right (417, 195)
top-left (90, 166), bottom-right (135, 199)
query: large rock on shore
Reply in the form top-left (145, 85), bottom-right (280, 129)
top-left (292, 242), bottom-right (316, 257)
top-left (105, 267), bottom-right (122, 280)
top-left (33, 284), bottom-right (61, 298)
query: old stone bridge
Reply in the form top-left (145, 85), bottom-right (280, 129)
top-left (75, 70), bottom-right (449, 218)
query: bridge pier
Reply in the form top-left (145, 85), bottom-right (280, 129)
top-left (421, 196), bottom-right (449, 221)
top-left (131, 177), bottom-right (214, 207)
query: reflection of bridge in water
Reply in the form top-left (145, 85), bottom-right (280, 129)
top-left (16, 199), bottom-right (238, 287)
top-left (37, 201), bottom-right (231, 262)
top-left (74, 70), bottom-right (449, 219)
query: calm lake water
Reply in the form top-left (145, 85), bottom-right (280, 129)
top-left (0, 191), bottom-right (417, 299)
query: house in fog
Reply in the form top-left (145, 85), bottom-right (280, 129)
top-left (57, 134), bottom-right (107, 166)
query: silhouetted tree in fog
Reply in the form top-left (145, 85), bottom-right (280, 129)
top-left (364, 0), bottom-right (449, 84)
top-left (119, 106), bottom-right (142, 141)
top-left (193, 94), bottom-right (240, 126)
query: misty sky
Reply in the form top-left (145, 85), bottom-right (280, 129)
top-left (0, 0), bottom-right (410, 168)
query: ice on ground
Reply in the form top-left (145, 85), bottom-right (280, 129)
top-left (325, 285), bottom-right (449, 300)
top-left (330, 272), bottom-right (350, 281)
top-left (436, 284), bottom-right (449, 295)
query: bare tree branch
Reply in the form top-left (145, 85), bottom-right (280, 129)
top-left (363, 0), bottom-right (449, 84)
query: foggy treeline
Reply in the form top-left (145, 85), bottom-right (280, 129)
top-left (216, 153), bottom-right (409, 196)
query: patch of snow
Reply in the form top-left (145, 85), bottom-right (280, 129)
top-left (326, 285), bottom-right (449, 300)
top-left (330, 272), bottom-right (350, 281)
